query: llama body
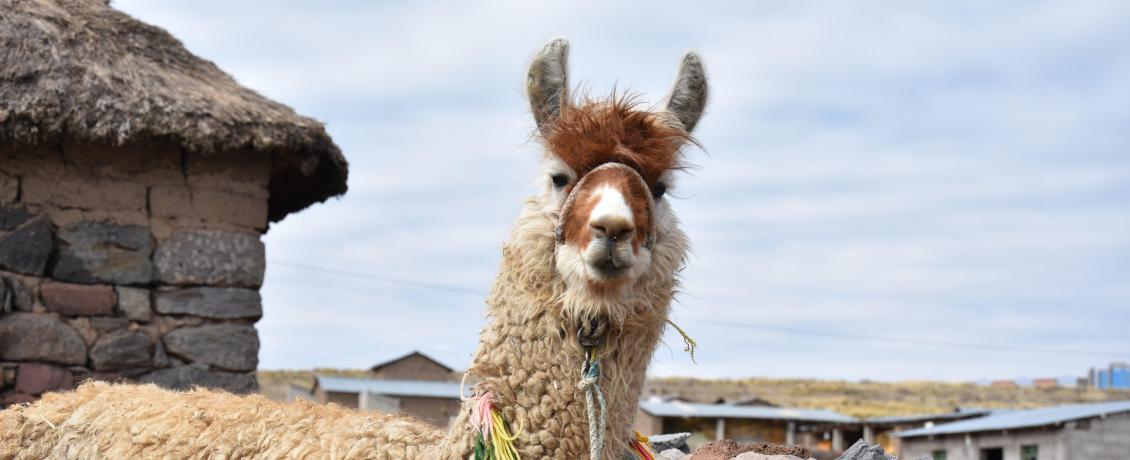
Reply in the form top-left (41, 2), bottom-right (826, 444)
top-left (0, 38), bottom-right (707, 460)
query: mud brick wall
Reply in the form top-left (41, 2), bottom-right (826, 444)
top-left (0, 141), bottom-right (271, 406)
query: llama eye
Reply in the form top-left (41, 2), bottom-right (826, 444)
top-left (652, 183), bottom-right (668, 199)
top-left (551, 174), bottom-right (569, 188)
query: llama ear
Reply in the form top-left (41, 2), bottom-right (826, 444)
top-left (527, 38), bottom-right (570, 133)
top-left (665, 52), bottom-right (708, 133)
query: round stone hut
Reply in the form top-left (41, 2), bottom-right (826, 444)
top-left (0, 0), bottom-right (348, 405)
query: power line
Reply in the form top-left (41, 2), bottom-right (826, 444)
top-left (683, 319), bottom-right (1126, 359)
top-left (270, 260), bottom-right (488, 296)
top-left (269, 260), bottom-right (1127, 359)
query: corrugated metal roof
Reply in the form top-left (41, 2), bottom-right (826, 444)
top-left (639, 400), bottom-right (856, 424)
top-left (314, 375), bottom-right (470, 399)
top-left (894, 400), bottom-right (1130, 438)
top-left (866, 408), bottom-right (991, 425)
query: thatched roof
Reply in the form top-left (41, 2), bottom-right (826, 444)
top-left (0, 0), bottom-right (348, 222)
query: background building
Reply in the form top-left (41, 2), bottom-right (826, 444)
top-left (634, 398), bottom-right (858, 453)
top-left (0, 0), bottom-right (347, 406)
top-left (895, 401), bottom-right (1130, 460)
top-left (1089, 363), bottom-right (1130, 390)
top-left (303, 351), bottom-right (466, 427)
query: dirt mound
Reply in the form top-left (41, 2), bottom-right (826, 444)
top-left (688, 439), bottom-right (810, 460)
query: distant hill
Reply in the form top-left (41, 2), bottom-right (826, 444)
top-left (257, 370), bottom-right (1130, 418)
top-left (644, 377), bottom-right (1130, 418)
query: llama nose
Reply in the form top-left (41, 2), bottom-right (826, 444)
top-left (590, 215), bottom-right (634, 241)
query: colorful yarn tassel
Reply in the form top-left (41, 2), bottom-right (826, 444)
top-left (470, 392), bottom-right (521, 460)
top-left (629, 431), bottom-right (659, 460)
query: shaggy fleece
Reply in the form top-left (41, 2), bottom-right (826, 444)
top-left (0, 381), bottom-right (442, 459)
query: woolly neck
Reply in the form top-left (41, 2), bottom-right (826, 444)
top-left (433, 197), bottom-right (687, 458)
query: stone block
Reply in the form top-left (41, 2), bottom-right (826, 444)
top-left (1, 363), bottom-right (15, 388)
top-left (22, 175), bottom-right (148, 212)
top-left (14, 363), bottom-right (74, 395)
top-left (153, 287), bottom-right (262, 319)
top-left (0, 171), bottom-right (16, 203)
top-left (0, 205), bottom-right (33, 231)
top-left (115, 286), bottom-right (152, 322)
top-left (0, 313), bottom-right (88, 365)
top-left (51, 222), bottom-right (153, 285)
top-left (90, 332), bottom-right (152, 371)
top-left (186, 152), bottom-right (270, 198)
top-left (0, 216), bottom-right (53, 275)
top-left (153, 230), bottom-right (265, 288)
top-left (139, 315), bottom-right (204, 340)
top-left (2, 392), bottom-right (36, 406)
top-left (40, 282), bottom-right (115, 316)
top-left (153, 342), bottom-right (170, 368)
top-left (162, 324), bottom-right (258, 372)
top-left (139, 363), bottom-right (256, 394)
top-left (1, 275), bottom-right (35, 313)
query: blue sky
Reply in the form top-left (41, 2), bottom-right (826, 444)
top-left (114, 1), bottom-right (1130, 381)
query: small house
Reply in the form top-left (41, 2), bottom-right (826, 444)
top-left (895, 400), bottom-right (1130, 460)
top-left (1, 0), bottom-right (347, 405)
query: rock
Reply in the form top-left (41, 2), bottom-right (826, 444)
top-left (153, 342), bottom-right (171, 368)
top-left (153, 230), bottom-right (264, 288)
top-left (153, 287), bottom-right (262, 319)
top-left (162, 324), bottom-right (258, 371)
top-left (140, 363), bottom-right (257, 393)
top-left (2, 363), bottom-right (16, 387)
top-left (834, 440), bottom-right (895, 460)
top-left (90, 332), bottom-right (152, 371)
top-left (51, 222), bottom-right (153, 285)
top-left (660, 448), bottom-right (689, 460)
top-left (115, 286), bottom-right (152, 322)
top-left (14, 363), bottom-right (74, 395)
top-left (650, 432), bottom-right (692, 453)
top-left (40, 282), bottom-right (115, 316)
top-left (0, 313), bottom-right (87, 365)
top-left (0, 275), bottom-right (33, 312)
top-left (0, 206), bottom-right (33, 231)
top-left (0, 217), bottom-right (53, 275)
top-left (688, 440), bottom-right (810, 460)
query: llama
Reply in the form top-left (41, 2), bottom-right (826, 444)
top-left (0, 38), bottom-right (708, 460)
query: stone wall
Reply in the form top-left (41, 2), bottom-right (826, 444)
top-left (0, 141), bottom-right (270, 406)
top-left (1063, 412), bottom-right (1130, 460)
top-left (899, 428), bottom-right (1063, 460)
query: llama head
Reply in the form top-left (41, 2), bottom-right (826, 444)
top-left (527, 38), bottom-right (707, 320)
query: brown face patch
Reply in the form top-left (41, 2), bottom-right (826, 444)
top-left (560, 165), bottom-right (653, 252)
top-left (544, 95), bottom-right (692, 191)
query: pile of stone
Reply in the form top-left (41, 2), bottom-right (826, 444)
top-left (1, 145), bottom-right (272, 406)
top-left (659, 438), bottom-right (909, 460)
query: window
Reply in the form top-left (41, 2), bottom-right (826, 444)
top-left (1021, 445), bottom-right (1038, 460)
top-left (931, 449), bottom-right (947, 460)
top-left (979, 447), bottom-right (1003, 460)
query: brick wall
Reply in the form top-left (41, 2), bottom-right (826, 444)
top-left (0, 141), bottom-right (271, 405)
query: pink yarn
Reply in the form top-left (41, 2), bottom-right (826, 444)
top-left (470, 391), bottom-right (496, 441)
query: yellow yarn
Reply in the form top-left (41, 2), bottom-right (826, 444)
top-left (665, 318), bottom-right (698, 363)
top-left (489, 409), bottom-right (522, 460)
